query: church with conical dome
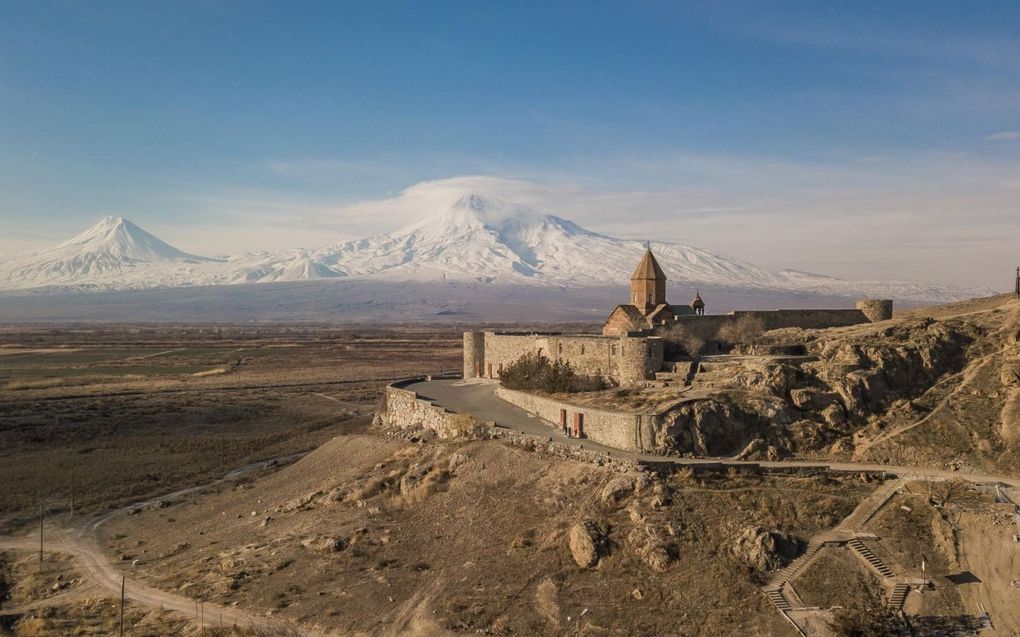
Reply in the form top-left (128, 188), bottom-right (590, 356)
top-left (463, 247), bottom-right (891, 388)
top-left (602, 248), bottom-right (703, 336)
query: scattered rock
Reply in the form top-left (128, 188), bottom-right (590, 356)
top-left (448, 452), bottom-right (469, 471)
top-left (302, 536), bottom-right (349, 554)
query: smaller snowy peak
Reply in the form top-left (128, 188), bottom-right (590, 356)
top-left (0, 216), bottom-right (221, 290)
top-left (48, 216), bottom-right (213, 264)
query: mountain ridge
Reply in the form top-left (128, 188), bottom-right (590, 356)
top-left (0, 195), bottom-right (989, 304)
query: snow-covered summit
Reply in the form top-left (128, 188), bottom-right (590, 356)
top-left (299, 193), bottom-right (603, 281)
top-left (0, 199), bottom-right (989, 303)
top-left (0, 216), bottom-right (219, 289)
top-left (50, 216), bottom-right (212, 264)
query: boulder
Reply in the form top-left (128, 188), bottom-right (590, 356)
top-left (568, 521), bottom-right (606, 568)
top-left (600, 476), bottom-right (636, 504)
top-left (448, 452), bottom-right (469, 472)
top-left (302, 535), bottom-right (349, 554)
top-left (627, 526), bottom-right (675, 572)
top-left (732, 526), bottom-right (800, 572)
top-left (789, 388), bottom-right (841, 411)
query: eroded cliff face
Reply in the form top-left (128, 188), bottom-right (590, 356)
top-left (651, 316), bottom-right (983, 458)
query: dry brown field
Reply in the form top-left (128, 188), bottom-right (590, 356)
top-left (0, 324), bottom-right (462, 530)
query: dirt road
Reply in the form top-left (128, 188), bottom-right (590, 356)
top-left (0, 451), bottom-right (329, 636)
top-left (2, 382), bottom-right (1018, 635)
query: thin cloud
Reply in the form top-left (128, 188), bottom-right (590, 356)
top-left (985, 131), bottom-right (1020, 141)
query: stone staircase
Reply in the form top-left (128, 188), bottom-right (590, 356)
top-left (766, 538), bottom-right (825, 591)
top-left (847, 538), bottom-right (894, 578)
top-left (765, 587), bottom-right (792, 611)
top-left (887, 583), bottom-right (910, 610)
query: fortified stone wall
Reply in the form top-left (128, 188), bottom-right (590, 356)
top-left (465, 331), bottom-right (662, 384)
top-left (655, 303), bottom-right (893, 346)
top-left (548, 334), bottom-right (620, 379)
top-left (495, 386), bottom-right (654, 451)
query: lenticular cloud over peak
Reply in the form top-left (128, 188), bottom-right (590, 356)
top-left (0, 193), bottom-right (989, 304)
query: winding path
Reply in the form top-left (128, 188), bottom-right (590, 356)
top-left (0, 453), bottom-right (328, 636)
top-left (2, 378), bottom-right (1017, 636)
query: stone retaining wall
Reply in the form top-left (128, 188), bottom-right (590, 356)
top-left (495, 386), bottom-right (655, 452)
top-left (485, 427), bottom-right (642, 472)
top-left (385, 380), bottom-right (485, 439)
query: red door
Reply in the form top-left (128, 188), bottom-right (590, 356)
top-left (572, 413), bottom-right (584, 438)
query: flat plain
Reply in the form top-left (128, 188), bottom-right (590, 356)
top-left (0, 324), bottom-right (462, 528)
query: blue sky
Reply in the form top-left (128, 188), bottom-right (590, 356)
top-left (1, 1), bottom-right (1018, 287)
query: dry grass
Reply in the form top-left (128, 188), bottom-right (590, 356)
top-left (794, 547), bottom-right (882, 608)
top-left (0, 325), bottom-right (462, 528)
top-left (99, 439), bottom-right (869, 636)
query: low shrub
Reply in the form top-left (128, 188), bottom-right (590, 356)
top-left (499, 353), bottom-right (609, 393)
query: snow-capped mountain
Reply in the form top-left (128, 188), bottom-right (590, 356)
top-left (0, 216), bottom-right (222, 290)
top-left (234, 194), bottom-right (801, 288)
top-left (0, 197), bottom-right (987, 303)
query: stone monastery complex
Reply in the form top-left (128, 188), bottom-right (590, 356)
top-left (463, 249), bottom-right (893, 385)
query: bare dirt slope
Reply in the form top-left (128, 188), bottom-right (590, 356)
top-left (853, 295), bottom-right (1020, 474)
top-left (98, 433), bottom-right (869, 636)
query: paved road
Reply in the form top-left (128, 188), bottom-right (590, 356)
top-left (406, 379), bottom-right (1020, 489)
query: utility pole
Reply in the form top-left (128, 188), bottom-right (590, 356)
top-left (1015, 266), bottom-right (1019, 299)
top-left (38, 499), bottom-right (44, 571)
top-left (70, 459), bottom-right (76, 518)
top-left (119, 575), bottom-right (125, 637)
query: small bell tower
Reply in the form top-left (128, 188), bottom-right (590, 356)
top-left (691, 290), bottom-right (705, 315)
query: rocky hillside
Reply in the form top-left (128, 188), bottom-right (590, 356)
top-left (97, 434), bottom-right (866, 636)
top-left (653, 294), bottom-right (1020, 476)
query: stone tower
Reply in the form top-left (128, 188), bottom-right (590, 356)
top-left (463, 332), bottom-right (485, 378)
top-left (855, 299), bottom-right (894, 323)
top-left (630, 249), bottom-right (667, 313)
